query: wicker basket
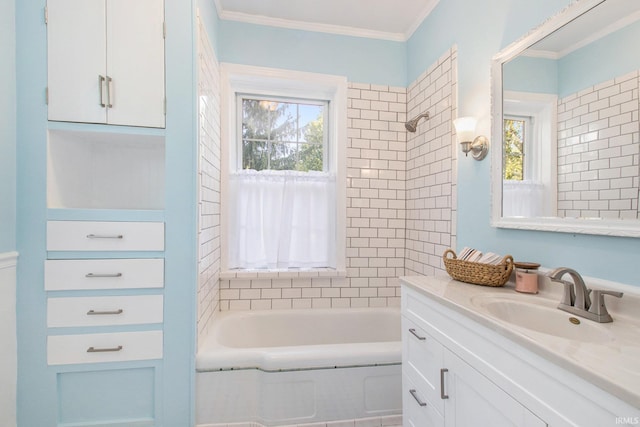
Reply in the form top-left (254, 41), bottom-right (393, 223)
top-left (443, 249), bottom-right (514, 287)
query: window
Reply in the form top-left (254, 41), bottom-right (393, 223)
top-left (503, 115), bottom-right (529, 181)
top-left (222, 65), bottom-right (347, 272)
top-left (239, 96), bottom-right (328, 172)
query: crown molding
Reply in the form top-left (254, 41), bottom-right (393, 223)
top-left (215, 0), bottom-right (441, 42)
top-left (218, 10), bottom-right (406, 42)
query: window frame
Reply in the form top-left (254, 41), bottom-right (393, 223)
top-left (220, 64), bottom-right (347, 273)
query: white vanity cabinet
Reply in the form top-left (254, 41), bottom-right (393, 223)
top-left (46, 0), bottom-right (165, 128)
top-left (401, 278), bottom-right (640, 427)
top-left (402, 316), bottom-right (545, 427)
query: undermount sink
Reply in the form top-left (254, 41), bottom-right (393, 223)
top-left (470, 295), bottom-right (615, 343)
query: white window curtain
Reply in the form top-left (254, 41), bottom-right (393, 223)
top-left (503, 180), bottom-right (546, 218)
top-left (228, 170), bottom-right (336, 269)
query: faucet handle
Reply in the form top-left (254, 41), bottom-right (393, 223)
top-left (588, 289), bottom-right (623, 323)
top-left (553, 279), bottom-right (575, 306)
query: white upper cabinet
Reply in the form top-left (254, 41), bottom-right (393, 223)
top-left (47, 0), bottom-right (165, 128)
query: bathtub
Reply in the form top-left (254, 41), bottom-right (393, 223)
top-left (196, 307), bottom-right (402, 426)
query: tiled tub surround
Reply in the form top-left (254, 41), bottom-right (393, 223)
top-left (196, 308), bottom-right (402, 426)
top-left (557, 70), bottom-right (640, 219)
top-left (405, 47), bottom-right (457, 277)
top-left (197, 16), bottom-right (222, 346)
top-left (219, 48), bottom-right (458, 311)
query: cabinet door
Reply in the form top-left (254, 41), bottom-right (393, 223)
top-left (443, 350), bottom-right (546, 427)
top-left (47, 0), bottom-right (107, 124)
top-left (106, 0), bottom-right (165, 128)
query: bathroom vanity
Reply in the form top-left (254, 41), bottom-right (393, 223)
top-left (400, 275), bottom-right (640, 426)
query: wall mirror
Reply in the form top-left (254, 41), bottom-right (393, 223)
top-left (491, 0), bottom-right (640, 237)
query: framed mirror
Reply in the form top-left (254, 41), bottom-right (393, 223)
top-left (491, 0), bottom-right (640, 237)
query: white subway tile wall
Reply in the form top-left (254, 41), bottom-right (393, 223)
top-left (220, 48), bottom-right (458, 310)
top-left (557, 70), bottom-right (640, 219)
top-left (405, 47), bottom-right (458, 276)
top-left (197, 17), bottom-right (222, 347)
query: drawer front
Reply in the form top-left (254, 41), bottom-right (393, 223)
top-left (402, 316), bottom-right (445, 415)
top-left (403, 373), bottom-right (445, 427)
top-left (47, 331), bottom-right (163, 365)
top-left (45, 258), bottom-right (164, 290)
top-left (47, 221), bottom-right (164, 251)
top-left (48, 295), bottom-right (163, 327)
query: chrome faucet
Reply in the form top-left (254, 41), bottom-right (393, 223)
top-left (547, 267), bottom-right (623, 323)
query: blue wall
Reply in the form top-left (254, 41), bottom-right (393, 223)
top-left (407, 0), bottom-right (639, 286)
top-left (217, 20), bottom-right (407, 87)
top-left (503, 56), bottom-right (558, 94)
top-left (558, 19), bottom-right (640, 97)
top-left (0, 0), bottom-right (16, 252)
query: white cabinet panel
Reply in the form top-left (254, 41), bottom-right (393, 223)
top-left (48, 295), bottom-right (163, 327)
top-left (46, 0), bottom-right (165, 127)
top-left (443, 350), bottom-right (546, 427)
top-left (47, 221), bottom-right (164, 251)
top-left (106, 0), bottom-right (165, 127)
top-left (47, 0), bottom-right (106, 124)
top-left (45, 258), bottom-right (164, 290)
top-left (47, 330), bottom-right (163, 365)
top-left (402, 317), bottom-right (445, 416)
top-left (403, 373), bottom-right (445, 427)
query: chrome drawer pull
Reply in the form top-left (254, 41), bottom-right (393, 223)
top-left (98, 75), bottom-right (106, 107)
top-left (86, 234), bottom-right (123, 239)
top-left (440, 368), bottom-right (449, 399)
top-left (409, 328), bottom-right (426, 341)
top-left (409, 389), bottom-right (427, 407)
top-left (105, 75), bottom-right (113, 108)
top-left (85, 273), bottom-right (123, 278)
top-left (87, 309), bottom-right (124, 316)
top-left (87, 345), bottom-right (123, 353)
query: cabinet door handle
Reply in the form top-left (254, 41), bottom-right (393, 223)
top-left (440, 368), bottom-right (449, 399)
top-left (87, 345), bottom-right (123, 353)
top-left (87, 309), bottom-right (124, 316)
top-left (105, 75), bottom-right (113, 108)
top-left (409, 389), bottom-right (427, 407)
top-left (85, 272), bottom-right (123, 278)
top-left (98, 75), bottom-right (106, 107)
top-left (86, 234), bottom-right (123, 239)
top-left (409, 328), bottom-right (426, 341)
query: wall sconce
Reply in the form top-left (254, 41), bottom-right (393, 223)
top-left (453, 117), bottom-right (489, 161)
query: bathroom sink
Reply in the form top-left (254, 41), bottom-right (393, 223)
top-left (470, 296), bottom-right (615, 343)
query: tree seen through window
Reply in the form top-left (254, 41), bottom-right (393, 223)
top-left (503, 117), bottom-right (525, 180)
top-left (241, 97), bottom-right (325, 172)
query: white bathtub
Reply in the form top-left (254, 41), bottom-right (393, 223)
top-left (196, 307), bottom-right (402, 426)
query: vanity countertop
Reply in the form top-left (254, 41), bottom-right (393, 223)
top-left (400, 274), bottom-right (640, 409)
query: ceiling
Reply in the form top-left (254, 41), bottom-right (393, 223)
top-left (214, 0), bottom-right (440, 41)
top-left (525, 0), bottom-right (640, 58)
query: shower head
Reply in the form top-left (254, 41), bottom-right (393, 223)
top-left (405, 112), bottom-right (430, 133)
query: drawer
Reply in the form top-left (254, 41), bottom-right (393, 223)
top-left (47, 330), bottom-right (163, 365)
top-left (47, 221), bottom-right (164, 251)
top-left (45, 258), bottom-right (164, 290)
top-left (48, 295), bottom-right (163, 327)
top-left (402, 316), bottom-right (445, 416)
top-left (403, 373), bottom-right (445, 427)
